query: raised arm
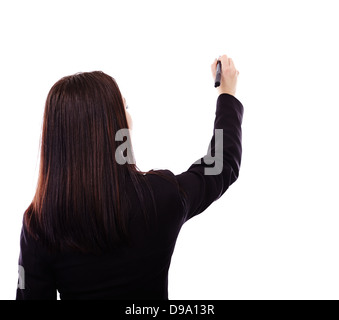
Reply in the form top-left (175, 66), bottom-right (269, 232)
top-left (175, 55), bottom-right (243, 221)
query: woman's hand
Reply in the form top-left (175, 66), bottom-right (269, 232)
top-left (211, 55), bottom-right (239, 97)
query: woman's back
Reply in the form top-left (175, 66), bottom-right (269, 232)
top-left (16, 55), bottom-right (243, 299)
top-left (18, 171), bottom-right (182, 299)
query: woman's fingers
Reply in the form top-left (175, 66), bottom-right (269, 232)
top-left (211, 58), bottom-right (218, 78)
top-left (212, 54), bottom-right (239, 96)
top-left (219, 54), bottom-right (229, 67)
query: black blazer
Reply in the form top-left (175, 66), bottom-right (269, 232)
top-left (16, 93), bottom-right (243, 299)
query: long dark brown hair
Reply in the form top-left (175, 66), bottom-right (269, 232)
top-left (25, 71), bottom-right (154, 253)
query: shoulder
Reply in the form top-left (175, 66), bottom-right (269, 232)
top-left (144, 169), bottom-right (176, 185)
top-left (143, 169), bottom-right (183, 206)
top-left (141, 169), bottom-right (186, 227)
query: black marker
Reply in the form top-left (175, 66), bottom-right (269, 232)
top-left (214, 60), bottom-right (221, 87)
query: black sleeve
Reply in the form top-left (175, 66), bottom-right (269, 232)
top-left (175, 93), bottom-right (243, 221)
top-left (16, 223), bottom-right (57, 300)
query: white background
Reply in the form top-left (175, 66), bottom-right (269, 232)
top-left (1, 0), bottom-right (338, 300)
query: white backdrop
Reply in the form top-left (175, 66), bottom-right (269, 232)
top-left (1, 0), bottom-right (338, 300)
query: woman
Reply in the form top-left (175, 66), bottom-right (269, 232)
top-left (16, 55), bottom-right (243, 299)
